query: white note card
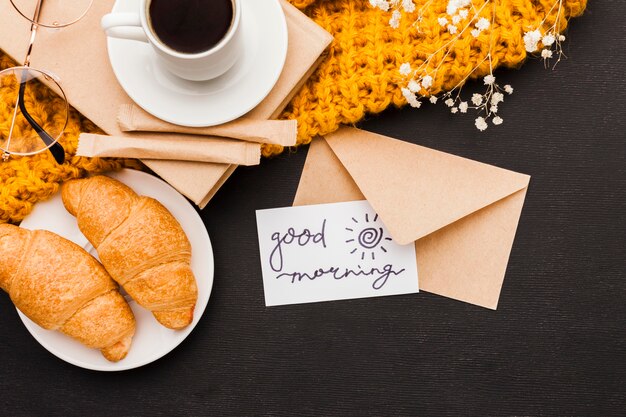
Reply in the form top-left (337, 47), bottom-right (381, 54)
top-left (255, 200), bottom-right (419, 306)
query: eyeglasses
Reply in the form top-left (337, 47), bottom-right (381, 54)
top-left (0, 0), bottom-right (94, 164)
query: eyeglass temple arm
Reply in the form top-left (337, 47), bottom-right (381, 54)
top-left (17, 79), bottom-right (65, 164)
top-left (15, 0), bottom-right (65, 164)
top-left (22, 0), bottom-right (44, 67)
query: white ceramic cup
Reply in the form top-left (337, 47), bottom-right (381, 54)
top-left (101, 0), bottom-right (242, 81)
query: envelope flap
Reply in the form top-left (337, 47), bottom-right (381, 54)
top-left (324, 127), bottom-right (530, 245)
top-left (294, 136), bottom-right (365, 206)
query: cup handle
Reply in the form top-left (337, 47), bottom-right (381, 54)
top-left (101, 13), bottom-right (148, 43)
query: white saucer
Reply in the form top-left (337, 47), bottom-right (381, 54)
top-left (19, 169), bottom-right (214, 371)
top-left (106, 0), bottom-right (288, 127)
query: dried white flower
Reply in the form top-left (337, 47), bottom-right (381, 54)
top-left (402, 88), bottom-right (421, 108)
top-left (471, 93), bottom-right (483, 106)
top-left (399, 62), bottom-right (412, 76)
top-left (476, 17), bottom-right (490, 31)
top-left (421, 75), bottom-right (433, 89)
top-left (483, 74), bottom-right (496, 85)
top-left (491, 92), bottom-right (504, 105)
top-left (389, 10), bottom-right (401, 28)
top-left (523, 29), bottom-right (542, 53)
top-left (402, 0), bottom-right (415, 13)
top-left (475, 117), bottom-right (488, 131)
top-left (447, 0), bottom-right (470, 16)
top-left (446, 1), bottom-right (458, 15)
top-left (542, 34), bottom-right (556, 46)
top-left (408, 79), bottom-right (421, 93)
top-left (377, 0), bottom-right (566, 131)
top-left (370, 0), bottom-right (390, 12)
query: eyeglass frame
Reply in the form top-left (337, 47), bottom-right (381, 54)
top-left (1, 0), bottom-right (94, 164)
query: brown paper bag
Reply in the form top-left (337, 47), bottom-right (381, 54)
top-left (117, 104), bottom-right (297, 147)
top-left (77, 133), bottom-right (261, 165)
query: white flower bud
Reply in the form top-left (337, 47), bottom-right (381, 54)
top-left (399, 63), bottom-right (412, 76)
top-left (475, 117), bottom-right (488, 131)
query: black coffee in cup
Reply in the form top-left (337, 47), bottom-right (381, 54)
top-left (148, 0), bottom-right (234, 54)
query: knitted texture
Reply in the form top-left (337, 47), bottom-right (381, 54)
top-left (268, 0), bottom-right (587, 156)
top-left (0, 55), bottom-right (142, 223)
top-left (0, 0), bottom-right (587, 222)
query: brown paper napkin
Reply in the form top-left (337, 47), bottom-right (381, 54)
top-left (78, 133), bottom-right (261, 165)
top-left (117, 104), bottom-right (297, 146)
top-left (0, 0), bottom-right (333, 207)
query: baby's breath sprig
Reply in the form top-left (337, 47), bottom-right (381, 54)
top-left (523, 0), bottom-right (567, 68)
top-left (400, 0), bottom-right (512, 130)
top-left (437, 12), bottom-right (514, 131)
top-left (399, 0), bottom-right (492, 109)
top-left (442, 0), bottom-right (514, 131)
top-left (369, 0), bottom-right (416, 29)
top-left (371, 0), bottom-right (573, 131)
top-left (444, 73), bottom-right (514, 130)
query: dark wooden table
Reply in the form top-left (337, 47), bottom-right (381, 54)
top-left (1, 1), bottom-right (624, 415)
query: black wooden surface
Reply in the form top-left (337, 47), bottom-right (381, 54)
top-left (1, 1), bottom-right (624, 416)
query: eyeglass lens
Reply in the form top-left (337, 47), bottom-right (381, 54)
top-left (0, 67), bottom-right (68, 156)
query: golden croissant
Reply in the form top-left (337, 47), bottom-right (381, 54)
top-left (62, 175), bottom-right (198, 330)
top-left (0, 224), bottom-right (135, 362)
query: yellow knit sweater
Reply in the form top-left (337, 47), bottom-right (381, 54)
top-left (0, 0), bottom-right (586, 222)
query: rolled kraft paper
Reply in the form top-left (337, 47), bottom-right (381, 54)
top-left (117, 104), bottom-right (298, 147)
top-left (77, 133), bottom-right (261, 166)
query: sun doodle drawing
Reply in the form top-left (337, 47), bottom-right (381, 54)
top-left (345, 212), bottom-right (393, 261)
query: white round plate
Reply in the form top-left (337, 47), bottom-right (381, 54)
top-left (106, 0), bottom-right (288, 127)
top-left (18, 169), bottom-right (214, 371)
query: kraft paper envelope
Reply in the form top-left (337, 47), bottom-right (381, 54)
top-left (293, 127), bottom-right (531, 309)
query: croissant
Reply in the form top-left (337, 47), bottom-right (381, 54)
top-left (0, 224), bottom-right (135, 362)
top-left (62, 175), bottom-right (198, 330)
